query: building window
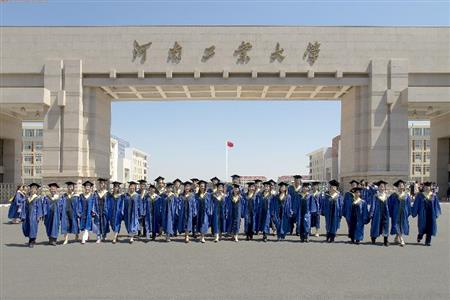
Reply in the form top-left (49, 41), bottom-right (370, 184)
top-left (424, 140), bottom-right (431, 151)
top-left (24, 154), bottom-right (33, 164)
top-left (24, 129), bottom-right (35, 137)
top-left (413, 128), bottom-right (422, 136)
top-left (23, 166), bottom-right (33, 176)
top-left (413, 141), bottom-right (422, 151)
top-left (424, 166), bottom-right (430, 174)
top-left (423, 128), bottom-right (430, 136)
top-left (414, 165), bottom-right (422, 174)
top-left (35, 154), bottom-right (42, 164)
top-left (35, 142), bottom-right (42, 151)
top-left (36, 129), bottom-right (43, 137)
top-left (424, 153), bottom-right (430, 162)
top-left (414, 153), bottom-right (421, 162)
top-left (35, 166), bottom-right (41, 175)
top-left (23, 142), bottom-right (33, 151)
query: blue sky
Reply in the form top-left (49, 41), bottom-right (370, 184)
top-left (2, 1), bottom-right (448, 181)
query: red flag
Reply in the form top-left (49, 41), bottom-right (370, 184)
top-left (227, 141), bottom-right (234, 148)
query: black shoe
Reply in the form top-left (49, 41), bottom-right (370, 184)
top-left (355, 240), bottom-right (360, 245)
top-left (425, 242), bottom-right (431, 246)
top-left (384, 237), bottom-right (389, 247)
top-left (305, 237), bottom-right (309, 243)
top-left (246, 236), bottom-right (250, 241)
top-left (28, 243), bottom-right (34, 248)
top-left (263, 235), bottom-right (267, 242)
top-left (417, 235), bottom-right (422, 243)
top-left (371, 237), bottom-right (376, 244)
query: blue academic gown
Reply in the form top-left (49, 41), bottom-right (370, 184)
top-left (342, 192), bottom-right (354, 228)
top-left (60, 193), bottom-right (81, 235)
top-left (369, 193), bottom-right (390, 238)
top-left (195, 192), bottom-right (211, 234)
top-left (93, 191), bottom-right (110, 237)
top-left (257, 192), bottom-right (273, 234)
top-left (210, 193), bottom-right (227, 234)
top-left (20, 194), bottom-right (43, 239)
top-left (343, 198), bottom-right (369, 241)
top-left (142, 193), bottom-right (161, 238)
top-left (361, 187), bottom-right (376, 208)
top-left (177, 192), bottom-right (196, 233)
top-left (321, 193), bottom-right (343, 235)
top-left (242, 192), bottom-right (258, 235)
top-left (123, 192), bottom-right (142, 235)
top-left (295, 193), bottom-right (311, 237)
top-left (79, 193), bottom-right (96, 232)
top-left (107, 193), bottom-right (124, 233)
top-left (271, 194), bottom-right (293, 239)
top-left (388, 192), bottom-right (412, 235)
top-left (43, 194), bottom-right (62, 239)
top-left (310, 191), bottom-right (322, 229)
top-left (8, 191), bottom-right (26, 219)
top-left (412, 192), bottom-right (441, 236)
top-left (162, 193), bottom-right (177, 235)
top-left (227, 194), bottom-right (243, 235)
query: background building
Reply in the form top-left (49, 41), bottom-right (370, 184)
top-left (238, 176), bottom-right (267, 186)
top-left (307, 147), bottom-right (333, 182)
top-left (409, 123), bottom-right (431, 182)
top-left (278, 175), bottom-right (311, 184)
top-left (110, 135), bottom-right (130, 182)
top-left (331, 135), bottom-right (341, 181)
top-left (123, 147), bottom-right (149, 182)
top-left (21, 122), bottom-right (43, 185)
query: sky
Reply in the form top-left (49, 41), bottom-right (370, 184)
top-left (1, 1), bottom-right (448, 181)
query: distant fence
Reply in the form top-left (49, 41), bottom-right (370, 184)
top-left (0, 183), bottom-right (17, 204)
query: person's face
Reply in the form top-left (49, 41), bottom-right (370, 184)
top-left (67, 185), bottom-right (74, 193)
top-left (84, 185), bottom-right (92, 193)
top-left (212, 179), bottom-right (219, 185)
top-left (149, 187), bottom-right (156, 194)
top-left (166, 186), bottom-right (173, 193)
top-left (312, 185), bottom-right (318, 192)
top-left (233, 187), bottom-right (240, 195)
top-left (361, 181), bottom-right (366, 187)
top-left (264, 184), bottom-right (270, 192)
top-left (158, 181), bottom-right (164, 188)
top-left (113, 185), bottom-right (120, 193)
top-left (174, 182), bottom-right (181, 188)
top-left (424, 185), bottom-right (431, 193)
top-left (129, 184), bottom-right (136, 193)
top-left (330, 185), bottom-right (338, 193)
top-left (184, 185), bottom-right (191, 192)
top-left (232, 178), bottom-right (239, 184)
top-left (351, 182), bottom-right (358, 188)
top-left (217, 185), bottom-right (224, 193)
top-left (256, 183), bottom-right (262, 189)
top-left (398, 182), bottom-right (405, 191)
top-left (199, 183), bottom-right (206, 192)
top-left (24, 186), bottom-right (29, 193)
top-left (99, 181), bottom-right (106, 190)
top-left (30, 186), bottom-right (38, 194)
top-left (355, 191), bottom-right (361, 198)
top-left (379, 184), bottom-right (386, 192)
top-left (294, 178), bottom-right (301, 185)
top-left (280, 185), bottom-right (287, 193)
top-left (139, 183), bottom-right (146, 191)
top-left (302, 186), bottom-right (309, 193)
top-left (249, 185), bottom-right (256, 192)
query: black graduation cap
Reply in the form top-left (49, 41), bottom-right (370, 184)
top-left (278, 182), bottom-right (288, 187)
top-left (29, 183), bottom-right (41, 188)
top-left (293, 175), bottom-right (303, 179)
top-left (154, 176), bottom-right (165, 182)
top-left (198, 180), bottom-right (207, 185)
top-left (173, 178), bottom-right (182, 184)
top-left (138, 179), bottom-right (147, 184)
top-left (329, 180), bottom-right (340, 187)
top-left (232, 183), bottom-right (240, 188)
top-left (231, 174), bottom-right (240, 179)
top-left (128, 181), bottom-right (138, 185)
top-left (349, 180), bottom-right (359, 185)
top-left (148, 184), bottom-right (157, 189)
top-left (65, 181), bottom-right (76, 186)
top-left (97, 178), bottom-right (108, 182)
top-left (311, 181), bottom-right (320, 186)
top-left (210, 177), bottom-right (220, 182)
top-left (184, 181), bottom-right (192, 186)
top-left (247, 182), bottom-right (255, 187)
top-left (166, 183), bottom-right (173, 188)
top-left (82, 180), bottom-right (93, 187)
top-left (360, 179), bottom-right (366, 184)
top-left (393, 180), bottom-right (405, 187)
top-left (254, 179), bottom-right (263, 183)
top-left (112, 181), bottom-right (122, 186)
top-left (302, 182), bottom-right (311, 187)
top-left (263, 181), bottom-right (272, 186)
top-left (351, 187), bottom-right (362, 193)
top-left (48, 182), bottom-right (59, 188)
top-left (269, 179), bottom-right (276, 184)
top-left (423, 181), bottom-right (432, 187)
top-left (217, 182), bottom-right (225, 187)
top-left (190, 178), bottom-right (199, 182)
top-left (375, 180), bottom-right (388, 186)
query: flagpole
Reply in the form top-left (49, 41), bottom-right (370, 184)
top-left (225, 141), bottom-right (229, 182)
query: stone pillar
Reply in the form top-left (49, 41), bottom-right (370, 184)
top-left (430, 112), bottom-right (450, 199)
top-left (0, 114), bottom-right (22, 183)
top-left (340, 59), bottom-right (409, 191)
top-left (42, 60), bottom-right (112, 187)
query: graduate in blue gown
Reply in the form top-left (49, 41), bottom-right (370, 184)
top-left (343, 187), bottom-right (369, 244)
top-left (208, 177), bottom-right (220, 193)
top-left (257, 181), bottom-right (273, 242)
top-left (108, 181), bottom-right (124, 244)
top-left (172, 179), bottom-right (183, 237)
top-left (93, 178), bottom-right (110, 243)
top-left (42, 183), bottom-right (62, 246)
top-left (142, 184), bottom-right (161, 241)
top-left (243, 182), bottom-right (258, 241)
top-left (8, 185), bottom-right (26, 224)
top-left (123, 181), bottom-right (142, 243)
top-left (177, 181), bottom-right (197, 243)
top-left (155, 176), bottom-right (166, 237)
top-left (210, 182), bottom-right (227, 242)
top-left (60, 181), bottom-right (81, 245)
top-left (195, 180), bottom-right (211, 243)
top-left (272, 182), bottom-right (293, 241)
top-left (310, 181), bottom-right (322, 237)
top-left (161, 183), bottom-right (177, 242)
top-left (295, 183), bottom-right (312, 242)
top-left (137, 179), bottom-right (148, 238)
top-left (79, 181), bottom-right (96, 244)
top-left (412, 181), bottom-right (441, 246)
top-left (360, 180), bottom-right (376, 208)
top-left (388, 180), bottom-right (412, 247)
top-left (343, 180), bottom-right (359, 230)
top-left (288, 175), bottom-right (303, 235)
top-left (321, 180), bottom-right (343, 243)
top-left (227, 184), bottom-right (243, 242)
top-left (20, 183), bottom-right (43, 248)
top-left (369, 180), bottom-right (390, 246)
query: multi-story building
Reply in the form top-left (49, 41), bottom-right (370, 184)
top-left (123, 147), bottom-right (149, 182)
top-left (331, 135), bottom-right (341, 181)
top-left (237, 176), bottom-right (267, 186)
top-left (110, 135), bottom-right (130, 182)
top-left (277, 175), bottom-right (311, 184)
top-left (21, 122), bottom-right (43, 185)
top-left (307, 147), bottom-right (333, 182)
top-left (409, 123), bottom-right (431, 182)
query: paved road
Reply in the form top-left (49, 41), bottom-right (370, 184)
top-left (1, 204), bottom-right (449, 299)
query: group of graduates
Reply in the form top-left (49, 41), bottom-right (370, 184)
top-left (7, 174), bottom-right (442, 248)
